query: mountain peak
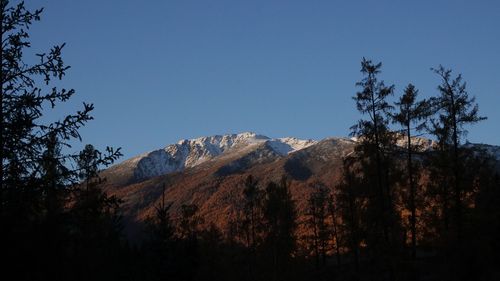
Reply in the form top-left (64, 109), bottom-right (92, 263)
top-left (177, 132), bottom-right (268, 146)
top-left (116, 132), bottom-right (316, 181)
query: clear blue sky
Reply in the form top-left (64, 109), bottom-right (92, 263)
top-left (26, 0), bottom-right (500, 160)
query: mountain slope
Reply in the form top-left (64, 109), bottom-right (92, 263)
top-left (102, 132), bottom-right (316, 185)
top-left (101, 132), bottom-right (499, 240)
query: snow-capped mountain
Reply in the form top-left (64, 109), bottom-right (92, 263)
top-left (105, 132), bottom-right (500, 185)
top-left (101, 132), bottom-right (500, 241)
top-left (116, 132), bottom-right (317, 181)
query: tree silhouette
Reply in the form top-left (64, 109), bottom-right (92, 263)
top-left (143, 184), bottom-right (175, 281)
top-left (262, 177), bottom-right (297, 281)
top-left (306, 182), bottom-right (330, 268)
top-left (350, 58), bottom-right (396, 244)
top-left (327, 193), bottom-right (342, 266)
top-left (1, 2), bottom-right (122, 280)
top-left (179, 203), bottom-right (203, 281)
top-left (391, 84), bottom-right (431, 259)
top-left (336, 156), bottom-right (363, 272)
top-left (240, 175), bottom-right (262, 279)
top-left (70, 144), bottom-right (123, 281)
top-left (430, 66), bottom-right (486, 243)
top-left (350, 59), bottom-right (404, 281)
top-left (241, 175), bottom-right (262, 247)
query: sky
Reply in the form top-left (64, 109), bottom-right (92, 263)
top-left (25, 0), bottom-right (500, 160)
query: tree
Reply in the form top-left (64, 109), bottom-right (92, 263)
top-left (335, 155), bottom-right (363, 271)
top-left (40, 132), bottom-right (71, 220)
top-left (327, 194), bottom-right (342, 266)
top-left (391, 84), bottom-right (431, 259)
top-left (350, 58), bottom-right (396, 246)
top-left (240, 175), bottom-right (262, 279)
top-left (349, 60), bottom-right (406, 281)
top-left (70, 144), bottom-right (124, 280)
top-left (306, 182), bottom-right (330, 268)
top-left (197, 223), bottom-right (226, 281)
top-left (143, 185), bottom-right (175, 281)
top-left (1, 1), bottom-right (92, 193)
top-left (262, 177), bottom-right (297, 281)
top-left (241, 175), bottom-right (262, 249)
top-left (0, 2), bottom-right (122, 279)
top-left (468, 152), bottom-right (500, 280)
top-left (178, 203), bottom-right (203, 281)
top-left (430, 66), bottom-right (486, 243)
top-left (179, 203), bottom-right (202, 240)
top-left (147, 185), bottom-right (174, 249)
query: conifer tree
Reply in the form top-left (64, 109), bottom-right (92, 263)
top-left (1, 2), bottom-right (122, 279)
top-left (179, 203), bottom-right (203, 281)
top-left (430, 66), bottom-right (486, 242)
top-left (391, 84), bottom-right (431, 259)
top-left (350, 58), bottom-right (396, 244)
top-left (144, 185), bottom-right (175, 281)
top-left (306, 182), bottom-right (330, 268)
top-left (262, 177), bottom-right (297, 281)
top-left (327, 194), bottom-right (342, 266)
top-left (242, 175), bottom-right (261, 250)
top-left (336, 156), bottom-right (363, 271)
top-left (70, 144), bottom-right (123, 280)
top-left (241, 175), bottom-right (262, 279)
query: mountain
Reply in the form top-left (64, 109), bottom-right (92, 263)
top-left (103, 132), bottom-right (316, 185)
top-left (100, 132), bottom-right (497, 240)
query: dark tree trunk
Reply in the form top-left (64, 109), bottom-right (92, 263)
top-left (370, 81), bottom-right (389, 243)
top-left (449, 91), bottom-right (462, 243)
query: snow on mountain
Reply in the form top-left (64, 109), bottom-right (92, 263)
top-left (110, 132), bottom-right (500, 183)
top-left (266, 137), bottom-right (317, 156)
top-left (395, 136), bottom-right (437, 151)
top-left (126, 132), bottom-right (316, 180)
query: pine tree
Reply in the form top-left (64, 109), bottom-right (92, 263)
top-left (336, 156), bottom-right (363, 271)
top-left (241, 175), bottom-right (262, 279)
top-left (430, 66), bottom-right (486, 243)
top-left (306, 182), bottom-right (330, 268)
top-left (242, 175), bottom-right (261, 250)
top-left (350, 58), bottom-right (396, 246)
top-left (143, 185), bottom-right (175, 281)
top-left (469, 151), bottom-right (500, 280)
top-left (0, 2), bottom-right (122, 279)
top-left (391, 84), bottom-right (431, 259)
top-left (179, 203), bottom-right (203, 281)
top-left (349, 60), bottom-right (406, 281)
top-left (262, 177), bottom-right (297, 281)
top-left (327, 193), bottom-right (342, 266)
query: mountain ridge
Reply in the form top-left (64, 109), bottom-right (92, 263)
top-left (105, 132), bottom-right (318, 183)
top-left (101, 132), bottom-right (500, 241)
